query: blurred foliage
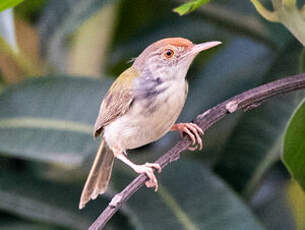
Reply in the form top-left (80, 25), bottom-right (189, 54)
top-left (0, 0), bottom-right (305, 229)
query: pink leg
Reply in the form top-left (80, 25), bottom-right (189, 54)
top-left (116, 152), bottom-right (161, 191)
top-left (171, 122), bottom-right (204, 151)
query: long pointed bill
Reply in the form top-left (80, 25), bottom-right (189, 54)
top-left (188, 41), bottom-right (222, 56)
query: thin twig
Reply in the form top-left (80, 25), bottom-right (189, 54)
top-left (89, 73), bottom-right (305, 230)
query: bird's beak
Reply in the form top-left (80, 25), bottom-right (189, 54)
top-left (187, 41), bottom-right (222, 56)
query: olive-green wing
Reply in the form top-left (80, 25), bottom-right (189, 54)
top-left (94, 67), bottom-right (140, 137)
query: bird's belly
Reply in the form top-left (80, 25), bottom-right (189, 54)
top-left (104, 81), bottom-right (187, 151)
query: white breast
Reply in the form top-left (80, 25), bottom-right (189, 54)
top-left (104, 79), bottom-right (187, 152)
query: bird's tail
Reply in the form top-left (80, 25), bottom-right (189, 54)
top-left (79, 140), bottom-right (114, 209)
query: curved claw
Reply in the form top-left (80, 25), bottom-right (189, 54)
top-left (171, 122), bottom-right (204, 151)
top-left (133, 162), bottom-right (161, 191)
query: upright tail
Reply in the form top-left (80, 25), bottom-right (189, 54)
top-left (79, 140), bottom-right (114, 209)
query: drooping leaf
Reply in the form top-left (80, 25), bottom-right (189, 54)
top-left (283, 99), bottom-right (305, 191)
top-left (173, 0), bottom-right (210, 16)
top-left (0, 0), bottom-right (23, 13)
top-left (112, 160), bottom-right (266, 230)
top-left (0, 76), bottom-right (111, 167)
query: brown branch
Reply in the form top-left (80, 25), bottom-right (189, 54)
top-left (89, 73), bottom-right (305, 230)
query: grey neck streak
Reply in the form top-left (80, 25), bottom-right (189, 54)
top-left (133, 68), bottom-right (168, 100)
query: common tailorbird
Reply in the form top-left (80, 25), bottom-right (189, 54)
top-left (79, 37), bottom-right (221, 209)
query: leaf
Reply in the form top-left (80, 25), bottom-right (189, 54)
top-left (112, 160), bottom-right (266, 230)
top-left (283, 99), bottom-right (305, 190)
top-left (286, 181), bottom-right (305, 229)
top-left (0, 169), bottom-right (115, 229)
top-left (0, 0), bottom-right (23, 13)
top-left (68, 4), bottom-right (117, 77)
top-left (38, 0), bottom-right (117, 72)
top-left (173, 0), bottom-right (210, 16)
top-left (0, 76), bottom-right (111, 167)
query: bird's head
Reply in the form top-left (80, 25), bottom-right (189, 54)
top-left (133, 37), bottom-right (221, 80)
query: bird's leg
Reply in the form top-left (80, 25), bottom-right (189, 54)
top-left (171, 123), bottom-right (204, 151)
top-left (116, 152), bottom-right (161, 191)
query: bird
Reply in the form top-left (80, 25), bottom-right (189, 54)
top-left (79, 37), bottom-right (221, 209)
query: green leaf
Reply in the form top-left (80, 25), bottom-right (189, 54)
top-left (0, 169), bottom-right (117, 229)
top-left (0, 173), bottom-right (88, 229)
top-left (0, 0), bottom-right (23, 12)
top-left (0, 76), bottom-right (111, 167)
top-left (112, 160), bottom-right (266, 230)
top-left (283, 99), bottom-right (305, 191)
top-left (173, 0), bottom-right (210, 16)
top-left (38, 0), bottom-right (117, 71)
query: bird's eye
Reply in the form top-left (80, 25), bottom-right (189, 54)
top-left (164, 49), bottom-right (174, 58)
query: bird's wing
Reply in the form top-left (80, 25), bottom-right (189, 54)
top-left (94, 66), bottom-right (140, 137)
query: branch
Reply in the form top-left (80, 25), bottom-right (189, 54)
top-left (89, 73), bottom-right (305, 230)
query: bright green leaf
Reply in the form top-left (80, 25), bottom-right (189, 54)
top-left (0, 0), bottom-right (23, 12)
top-left (283, 99), bottom-right (305, 191)
top-left (173, 0), bottom-right (209, 16)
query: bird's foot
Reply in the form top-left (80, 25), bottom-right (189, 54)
top-left (133, 163), bottom-right (161, 191)
top-left (171, 122), bottom-right (204, 151)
